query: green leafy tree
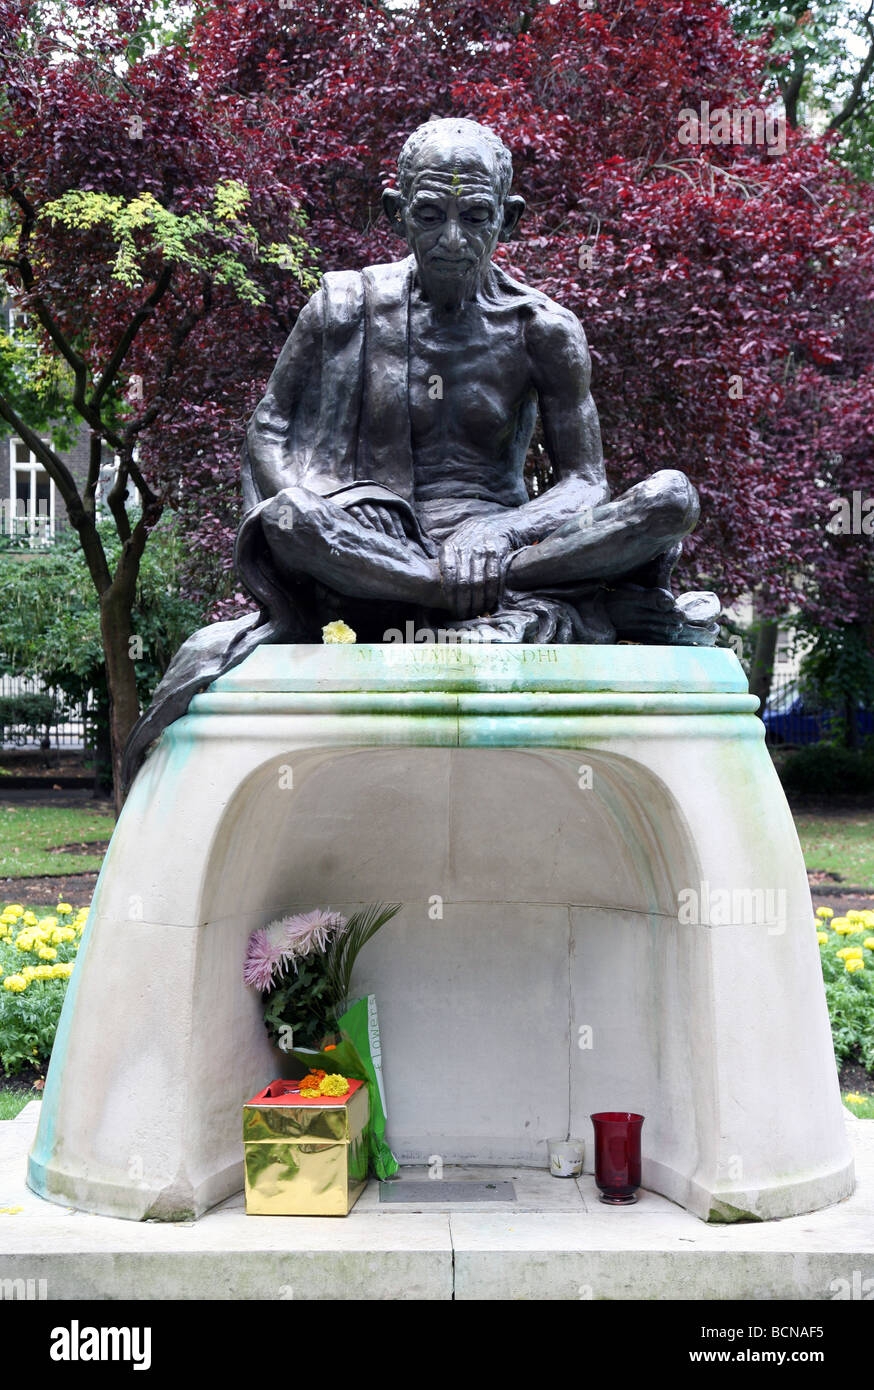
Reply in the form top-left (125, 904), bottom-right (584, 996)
top-left (731, 2), bottom-right (874, 172)
top-left (0, 513), bottom-right (203, 790)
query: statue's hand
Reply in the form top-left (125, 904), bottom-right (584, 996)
top-left (439, 523), bottom-right (516, 620)
top-left (345, 502), bottom-right (410, 544)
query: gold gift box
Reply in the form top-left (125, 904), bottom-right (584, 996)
top-left (243, 1078), bottom-right (370, 1216)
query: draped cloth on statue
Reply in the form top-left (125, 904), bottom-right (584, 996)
top-left (122, 256), bottom-right (611, 790)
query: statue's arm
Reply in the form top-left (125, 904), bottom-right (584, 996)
top-left (245, 290), bottom-right (324, 500)
top-left (503, 306), bottom-right (610, 546)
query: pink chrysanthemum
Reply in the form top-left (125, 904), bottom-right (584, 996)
top-left (243, 927), bottom-right (289, 992)
top-left (243, 909), bottom-right (347, 990)
top-left (282, 909), bottom-right (347, 971)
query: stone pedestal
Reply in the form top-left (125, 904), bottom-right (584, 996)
top-left (27, 645), bottom-right (853, 1222)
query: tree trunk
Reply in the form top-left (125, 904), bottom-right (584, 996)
top-left (748, 616), bottom-right (780, 717)
top-left (100, 585), bottom-right (141, 817)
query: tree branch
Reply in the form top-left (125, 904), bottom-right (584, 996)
top-left (5, 182), bottom-right (125, 451)
top-left (6, 185), bottom-right (90, 392)
top-left (828, 3), bottom-right (874, 131)
top-left (0, 391), bottom-right (111, 590)
top-left (107, 460), bottom-right (132, 545)
top-left (0, 391), bottom-right (81, 513)
top-left (84, 430), bottom-right (103, 521)
top-left (779, 59), bottom-right (806, 131)
top-left (90, 262), bottom-right (175, 410)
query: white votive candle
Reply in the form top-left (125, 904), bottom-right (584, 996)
top-left (547, 1137), bottom-right (584, 1178)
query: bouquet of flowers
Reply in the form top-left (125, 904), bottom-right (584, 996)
top-left (244, 904), bottom-right (399, 1049)
top-left (244, 903), bottom-right (401, 1178)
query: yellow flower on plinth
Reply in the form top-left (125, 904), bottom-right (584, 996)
top-left (322, 620), bottom-right (356, 644)
top-left (318, 1073), bottom-right (350, 1096)
top-left (22, 911), bottom-right (37, 926)
top-left (837, 947), bottom-right (864, 959)
top-left (816, 932), bottom-right (828, 945)
top-left (52, 963), bottom-right (73, 980)
top-left (56, 903), bottom-right (73, 915)
top-left (3, 975), bottom-right (27, 992)
top-left (37, 946), bottom-right (56, 961)
top-left (864, 938), bottom-right (874, 951)
top-left (33, 964), bottom-right (54, 980)
top-left (816, 907), bottom-right (833, 921)
top-left (845, 958), bottom-right (865, 974)
top-left (845, 1093), bottom-right (867, 1105)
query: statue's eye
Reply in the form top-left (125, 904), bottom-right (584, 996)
top-left (414, 206), bottom-right (443, 225)
top-left (463, 207), bottom-right (491, 224)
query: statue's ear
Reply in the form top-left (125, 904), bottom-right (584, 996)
top-left (382, 187), bottom-right (407, 237)
top-left (498, 194), bottom-right (525, 242)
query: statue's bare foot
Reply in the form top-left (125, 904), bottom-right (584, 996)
top-left (674, 591), bottom-right (721, 645)
top-left (606, 586), bottom-right (720, 645)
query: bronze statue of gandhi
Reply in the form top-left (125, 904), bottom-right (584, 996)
top-left (123, 117), bottom-right (719, 785)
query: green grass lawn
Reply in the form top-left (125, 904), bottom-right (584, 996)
top-left (843, 1092), bottom-right (874, 1118)
top-left (0, 804), bottom-right (114, 876)
top-left (794, 812), bottom-right (874, 887)
top-left (0, 1089), bottom-right (33, 1120)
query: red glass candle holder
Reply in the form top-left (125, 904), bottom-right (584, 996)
top-left (590, 1112), bottom-right (644, 1205)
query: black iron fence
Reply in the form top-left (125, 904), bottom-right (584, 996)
top-left (0, 674), bottom-right (89, 749)
top-left (763, 670), bottom-right (874, 747)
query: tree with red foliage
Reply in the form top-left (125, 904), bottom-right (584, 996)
top-left (186, 0), bottom-right (874, 625)
top-left (3, 0), bottom-right (873, 799)
top-left (0, 0), bottom-right (318, 805)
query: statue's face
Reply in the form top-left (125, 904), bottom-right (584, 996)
top-left (405, 152), bottom-right (503, 283)
top-left (384, 137), bottom-right (523, 306)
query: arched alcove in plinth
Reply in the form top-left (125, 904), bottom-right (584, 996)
top-left (194, 745), bottom-right (712, 1199)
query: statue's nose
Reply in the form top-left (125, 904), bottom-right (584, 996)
top-left (440, 218), bottom-right (465, 251)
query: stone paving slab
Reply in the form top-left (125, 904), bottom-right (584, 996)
top-left (1, 1107), bottom-right (871, 1300)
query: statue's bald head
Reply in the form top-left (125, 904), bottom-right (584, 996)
top-left (383, 116), bottom-right (524, 307)
top-left (396, 118), bottom-right (514, 202)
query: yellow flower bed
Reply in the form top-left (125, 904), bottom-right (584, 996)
top-left (0, 901), bottom-right (88, 1073)
top-left (815, 902), bottom-right (874, 1070)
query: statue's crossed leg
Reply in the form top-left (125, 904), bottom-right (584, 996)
top-left (261, 468), bottom-right (718, 642)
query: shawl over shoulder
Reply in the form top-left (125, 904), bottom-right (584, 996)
top-left (123, 256), bottom-right (428, 790)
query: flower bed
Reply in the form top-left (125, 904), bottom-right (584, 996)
top-left (1, 897), bottom-right (871, 1112)
top-left (815, 906), bottom-right (874, 1099)
top-left (0, 901), bottom-right (87, 1074)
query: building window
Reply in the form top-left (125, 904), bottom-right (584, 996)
top-left (7, 440), bottom-right (55, 540)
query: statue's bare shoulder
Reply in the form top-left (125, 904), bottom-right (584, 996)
top-left (518, 287), bottom-right (593, 397)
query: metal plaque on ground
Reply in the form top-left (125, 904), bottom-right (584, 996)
top-left (378, 1180), bottom-right (517, 1203)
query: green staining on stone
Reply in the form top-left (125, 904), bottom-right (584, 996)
top-left (707, 1201), bottom-right (764, 1224)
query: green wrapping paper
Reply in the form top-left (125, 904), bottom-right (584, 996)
top-left (289, 994), bottom-right (398, 1179)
